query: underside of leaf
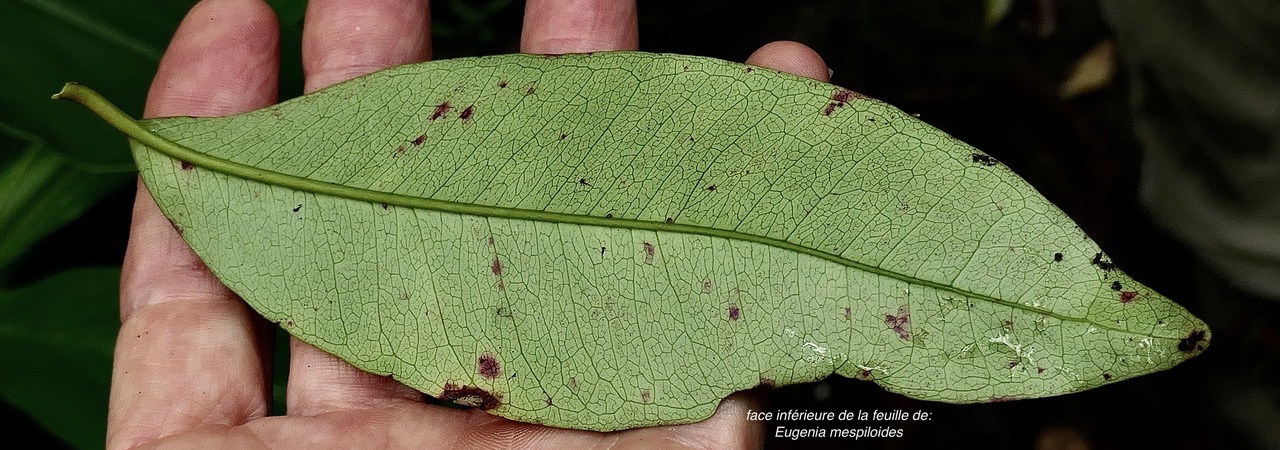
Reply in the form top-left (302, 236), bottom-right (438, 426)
top-left (55, 52), bottom-right (1209, 431)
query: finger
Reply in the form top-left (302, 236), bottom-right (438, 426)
top-left (608, 392), bottom-right (765, 449)
top-left (287, 0), bottom-right (432, 416)
top-left (301, 0), bottom-right (431, 93)
top-left (110, 0), bottom-right (279, 448)
top-left (138, 392), bottom-right (764, 449)
top-left (285, 337), bottom-right (424, 416)
top-left (521, 0), bottom-right (639, 54)
top-left (745, 40), bottom-right (831, 82)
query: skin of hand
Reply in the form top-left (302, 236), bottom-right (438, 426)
top-left (109, 0), bottom-right (831, 448)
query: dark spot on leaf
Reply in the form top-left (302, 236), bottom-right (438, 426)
top-left (728, 303), bottom-right (741, 321)
top-left (292, 204), bottom-right (302, 213)
top-left (868, 117), bottom-right (877, 123)
top-left (971, 153), bottom-right (999, 166)
top-left (600, 246), bottom-right (606, 256)
top-left (578, 178), bottom-right (590, 186)
top-left (486, 236), bottom-right (494, 246)
top-left (567, 377), bottom-right (579, 392)
top-left (665, 217), bottom-right (674, 224)
top-left (1008, 360), bottom-right (1019, 369)
top-left (843, 306), bottom-right (851, 320)
top-left (1091, 252), bottom-right (1117, 272)
top-left (1120, 291), bottom-right (1139, 303)
top-left (745, 67), bottom-right (754, 73)
top-left (1037, 367), bottom-right (1046, 374)
top-left (430, 102), bottom-right (452, 120)
top-left (477, 353), bottom-right (501, 379)
top-left (643, 242), bottom-right (655, 264)
top-left (526, 86), bottom-right (536, 95)
top-left (459, 105), bottom-right (474, 121)
top-left (1111, 281), bottom-right (1123, 291)
top-left (1179, 330), bottom-right (1207, 353)
top-left (560, 133), bottom-right (568, 140)
top-left (706, 184), bottom-right (717, 191)
top-left (395, 144), bottom-right (406, 155)
top-left (641, 389), bottom-right (652, 403)
top-left (822, 102), bottom-right (840, 116)
top-left (701, 278), bottom-right (713, 292)
top-left (439, 384), bottom-right (501, 410)
top-left (757, 375), bottom-right (775, 389)
top-left (380, 203), bottom-right (388, 210)
top-left (884, 306), bottom-right (911, 341)
top-left (498, 81), bottom-right (507, 88)
top-left (605, 213), bottom-right (613, 219)
top-left (180, 161), bottom-right (194, 171)
top-left (544, 397), bottom-right (553, 406)
top-left (831, 88), bottom-right (861, 103)
top-left (1054, 252), bottom-right (1063, 262)
top-left (411, 134), bottom-right (427, 146)
top-left (490, 256), bottom-right (503, 276)
top-left (1103, 373), bottom-right (1113, 381)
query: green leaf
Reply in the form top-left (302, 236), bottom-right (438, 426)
top-left (0, 267), bottom-right (119, 449)
top-left (0, 122), bottom-right (132, 281)
top-left (0, 0), bottom-right (189, 169)
top-left (1, 0), bottom-right (305, 168)
top-left (0, 0), bottom-right (305, 279)
top-left (983, 0), bottom-right (1014, 27)
top-left (55, 52), bottom-right (1210, 431)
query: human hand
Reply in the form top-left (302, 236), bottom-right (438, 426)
top-left (110, 0), bottom-right (830, 448)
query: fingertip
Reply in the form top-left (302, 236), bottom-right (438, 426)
top-left (147, 0), bottom-right (280, 118)
top-left (746, 40), bottom-right (830, 82)
top-left (285, 339), bottom-right (423, 416)
top-left (521, 0), bottom-right (639, 54)
top-left (301, 0), bottom-right (431, 93)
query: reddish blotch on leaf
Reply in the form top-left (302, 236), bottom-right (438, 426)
top-left (884, 305), bottom-right (911, 341)
top-left (478, 353), bottom-right (501, 379)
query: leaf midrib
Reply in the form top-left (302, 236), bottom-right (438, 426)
top-left (56, 83), bottom-right (1134, 334)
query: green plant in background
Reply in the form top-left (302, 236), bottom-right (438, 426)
top-left (0, 1), bottom-right (308, 447)
top-left (0, 268), bottom-right (119, 449)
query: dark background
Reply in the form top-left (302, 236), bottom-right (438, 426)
top-left (1, 0), bottom-right (1274, 448)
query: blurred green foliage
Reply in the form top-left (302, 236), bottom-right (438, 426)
top-left (0, 1), bottom-right (310, 447)
top-left (0, 268), bottom-right (119, 450)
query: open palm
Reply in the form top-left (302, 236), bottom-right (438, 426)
top-left (109, 0), bottom-right (830, 448)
